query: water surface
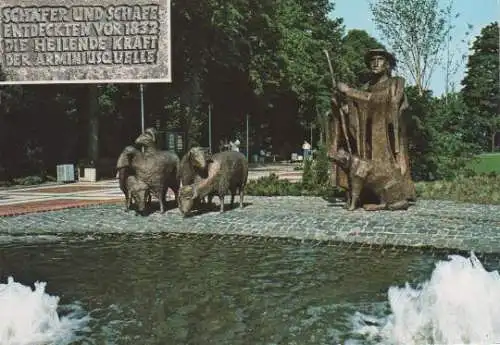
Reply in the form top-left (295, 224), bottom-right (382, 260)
top-left (0, 234), bottom-right (499, 344)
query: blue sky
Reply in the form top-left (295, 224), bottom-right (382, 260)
top-left (332, 0), bottom-right (499, 96)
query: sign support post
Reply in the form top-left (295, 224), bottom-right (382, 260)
top-left (246, 114), bottom-right (250, 159)
top-left (208, 104), bottom-right (212, 154)
top-left (140, 84), bottom-right (145, 133)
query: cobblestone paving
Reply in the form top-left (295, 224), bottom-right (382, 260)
top-left (0, 196), bottom-right (499, 254)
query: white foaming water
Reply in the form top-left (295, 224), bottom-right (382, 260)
top-left (350, 252), bottom-right (500, 345)
top-left (0, 276), bottom-right (89, 345)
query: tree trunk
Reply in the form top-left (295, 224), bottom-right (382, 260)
top-left (492, 131), bottom-right (496, 153)
top-left (181, 62), bottom-right (204, 149)
top-left (88, 85), bottom-right (99, 164)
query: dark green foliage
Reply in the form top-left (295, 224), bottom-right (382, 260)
top-left (405, 86), bottom-right (436, 180)
top-left (301, 145), bottom-right (331, 189)
top-left (246, 149), bottom-right (342, 198)
top-left (406, 87), bottom-right (480, 181)
top-left (301, 158), bottom-right (314, 189)
top-left (245, 174), bottom-right (302, 196)
top-left (312, 144), bottom-right (330, 186)
top-left (246, 171), bottom-right (500, 205)
top-left (461, 22), bottom-right (500, 152)
top-left (0, 6), bottom-right (495, 194)
top-left (0, 0), bottom-right (346, 183)
top-left (244, 173), bottom-right (343, 198)
top-left (427, 93), bottom-right (480, 179)
top-left (12, 175), bottom-right (46, 186)
top-left (416, 175), bottom-right (500, 205)
top-left (339, 29), bottom-right (385, 86)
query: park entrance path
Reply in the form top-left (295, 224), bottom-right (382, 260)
top-left (0, 196), bottom-right (499, 254)
top-left (0, 181), bottom-right (125, 216)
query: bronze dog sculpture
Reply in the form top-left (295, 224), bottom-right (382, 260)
top-left (329, 148), bottom-right (409, 211)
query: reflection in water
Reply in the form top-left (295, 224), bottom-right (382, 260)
top-left (0, 234), bottom-right (498, 344)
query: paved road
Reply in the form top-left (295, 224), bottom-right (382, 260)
top-left (1, 196), bottom-right (499, 254)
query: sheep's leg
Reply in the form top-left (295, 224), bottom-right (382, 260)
top-left (171, 183), bottom-right (180, 202)
top-left (159, 186), bottom-right (167, 214)
top-left (239, 186), bottom-right (244, 208)
top-left (219, 195), bottom-right (225, 213)
top-left (145, 192), bottom-right (151, 210)
top-left (230, 189), bottom-right (236, 207)
top-left (125, 193), bottom-right (131, 212)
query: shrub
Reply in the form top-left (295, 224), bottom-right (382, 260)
top-left (245, 172), bottom-right (344, 199)
top-left (302, 158), bottom-right (314, 189)
top-left (247, 168), bottom-right (500, 205)
top-left (245, 174), bottom-right (302, 196)
top-left (312, 144), bottom-right (330, 186)
top-left (415, 175), bottom-right (500, 204)
top-left (12, 175), bottom-right (45, 185)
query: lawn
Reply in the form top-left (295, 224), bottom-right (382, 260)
top-left (466, 152), bottom-right (500, 174)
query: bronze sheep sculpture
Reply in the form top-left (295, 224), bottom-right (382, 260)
top-left (117, 130), bottom-right (247, 217)
top-left (178, 151), bottom-right (249, 216)
top-left (125, 175), bottom-right (151, 215)
top-left (132, 130), bottom-right (180, 213)
top-left (116, 128), bottom-right (180, 214)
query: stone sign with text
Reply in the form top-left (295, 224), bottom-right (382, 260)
top-left (0, 0), bottom-right (171, 84)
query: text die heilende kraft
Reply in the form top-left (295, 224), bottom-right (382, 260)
top-left (1, 4), bottom-right (161, 67)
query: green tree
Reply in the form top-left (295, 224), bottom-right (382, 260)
top-left (461, 22), bottom-right (500, 152)
top-left (339, 29), bottom-right (385, 86)
top-left (428, 93), bottom-right (479, 178)
top-left (404, 86), bottom-right (436, 180)
top-left (369, 0), bottom-right (456, 95)
top-left (405, 87), bottom-right (479, 180)
top-left (0, 0), bottom-right (348, 180)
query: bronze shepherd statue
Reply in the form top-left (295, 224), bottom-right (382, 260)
top-left (328, 48), bottom-right (416, 210)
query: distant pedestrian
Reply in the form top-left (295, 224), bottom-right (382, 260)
top-left (259, 148), bottom-right (266, 163)
top-left (302, 141), bottom-right (312, 160)
top-left (230, 139), bottom-right (240, 152)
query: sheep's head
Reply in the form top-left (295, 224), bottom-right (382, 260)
top-left (135, 131), bottom-right (156, 148)
top-left (144, 127), bottom-right (157, 142)
top-left (131, 187), bottom-right (149, 213)
top-left (127, 176), bottom-right (149, 214)
top-left (188, 147), bottom-right (207, 171)
top-left (178, 185), bottom-right (198, 216)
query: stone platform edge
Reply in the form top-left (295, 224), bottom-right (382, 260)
top-left (0, 196), bottom-right (499, 255)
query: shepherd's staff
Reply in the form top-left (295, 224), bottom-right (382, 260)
top-left (323, 49), bottom-right (352, 154)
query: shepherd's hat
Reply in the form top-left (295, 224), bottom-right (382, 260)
top-left (364, 49), bottom-right (397, 69)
